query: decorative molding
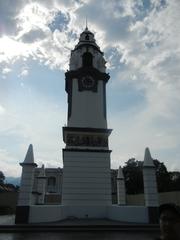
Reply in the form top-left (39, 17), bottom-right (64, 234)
top-left (78, 75), bottom-right (98, 92)
top-left (20, 162), bottom-right (37, 167)
top-left (66, 133), bottom-right (108, 147)
top-left (63, 148), bottom-right (112, 153)
top-left (63, 127), bottom-right (112, 134)
top-left (65, 67), bottom-right (109, 93)
top-left (74, 43), bottom-right (102, 54)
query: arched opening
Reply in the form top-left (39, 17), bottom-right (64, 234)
top-left (82, 52), bottom-right (93, 67)
top-left (85, 34), bottom-right (89, 40)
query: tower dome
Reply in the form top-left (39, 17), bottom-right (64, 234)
top-left (69, 27), bottom-right (105, 72)
top-left (74, 27), bottom-right (101, 52)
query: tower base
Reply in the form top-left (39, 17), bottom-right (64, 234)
top-left (62, 149), bottom-right (112, 206)
top-left (19, 205), bottom-right (151, 224)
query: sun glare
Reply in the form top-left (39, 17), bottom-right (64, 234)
top-left (0, 36), bottom-right (33, 61)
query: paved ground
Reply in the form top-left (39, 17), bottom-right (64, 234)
top-left (0, 231), bottom-right (159, 240)
top-left (0, 215), bottom-right (160, 240)
top-left (0, 215), bottom-right (15, 225)
top-left (45, 218), bottom-right (148, 225)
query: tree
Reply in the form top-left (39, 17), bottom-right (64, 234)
top-left (153, 159), bottom-right (171, 192)
top-left (123, 158), bottom-right (144, 194)
top-left (169, 171), bottom-right (180, 191)
top-left (0, 171), bottom-right (5, 184)
top-left (122, 158), bottom-right (175, 194)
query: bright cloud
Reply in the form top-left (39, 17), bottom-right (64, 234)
top-left (2, 68), bottom-right (11, 74)
top-left (0, 105), bottom-right (5, 115)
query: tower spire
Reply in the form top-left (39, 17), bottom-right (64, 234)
top-left (85, 16), bottom-right (88, 30)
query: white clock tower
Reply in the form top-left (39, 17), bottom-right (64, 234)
top-left (62, 27), bottom-right (112, 207)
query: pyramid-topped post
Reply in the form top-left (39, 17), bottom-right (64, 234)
top-left (117, 166), bottom-right (126, 205)
top-left (143, 147), bottom-right (159, 223)
top-left (22, 144), bottom-right (35, 164)
top-left (15, 144), bottom-right (37, 224)
top-left (37, 164), bottom-right (47, 205)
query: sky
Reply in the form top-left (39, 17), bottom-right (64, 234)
top-left (0, 0), bottom-right (180, 178)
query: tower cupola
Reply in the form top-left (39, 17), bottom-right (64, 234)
top-left (74, 27), bottom-right (101, 52)
top-left (69, 27), bottom-right (106, 72)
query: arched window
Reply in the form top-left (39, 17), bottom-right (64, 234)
top-left (85, 34), bottom-right (89, 40)
top-left (48, 177), bottom-right (56, 186)
top-left (82, 52), bottom-right (93, 67)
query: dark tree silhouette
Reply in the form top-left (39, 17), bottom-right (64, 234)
top-left (123, 158), bottom-right (144, 194)
top-left (0, 171), bottom-right (5, 184)
top-left (153, 159), bottom-right (171, 192)
top-left (122, 158), bottom-right (178, 194)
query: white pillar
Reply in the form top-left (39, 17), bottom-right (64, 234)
top-left (18, 144), bottom-right (37, 206)
top-left (143, 147), bottom-right (159, 223)
top-left (37, 164), bottom-right (47, 204)
top-left (117, 166), bottom-right (126, 205)
top-left (15, 144), bottom-right (37, 224)
top-left (143, 147), bottom-right (158, 207)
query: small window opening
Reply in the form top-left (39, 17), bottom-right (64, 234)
top-left (48, 177), bottom-right (56, 186)
top-left (85, 34), bottom-right (89, 40)
top-left (82, 52), bottom-right (93, 67)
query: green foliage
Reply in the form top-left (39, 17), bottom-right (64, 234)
top-left (153, 159), bottom-right (171, 192)
top-left (122, 158), bottom-right (180, 194)
top-left (169, 171), bottom-right (180, 191)
top-left (123, 158), bottom-right (144, 194)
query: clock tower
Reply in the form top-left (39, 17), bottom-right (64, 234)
top-left (62, 27), bottom-right (112, 206)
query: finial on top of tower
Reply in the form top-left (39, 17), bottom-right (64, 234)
top-left (85, 16), bottom-right (88, 31)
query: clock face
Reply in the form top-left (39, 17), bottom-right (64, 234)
top-left (82, 75), bottom-right (95, 89)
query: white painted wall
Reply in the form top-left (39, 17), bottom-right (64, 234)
top-left (62, 151), bottom-right (111, 206)
top-left (68, 79), bottom-right (107, 128)
top-left (108, 205), bottom-right (149, 223)
top-left (29, 205), bottom-right (149, 223)
top-left (29, 205), bottom-right (64, 223)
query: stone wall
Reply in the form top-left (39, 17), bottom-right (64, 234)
top-left (126, 191), bottom-right (180, 206)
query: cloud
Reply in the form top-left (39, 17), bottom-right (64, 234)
top-left (18, 67), bottom-right (29, 77)
top-left (0, 1), bottom-right (85, 71)
top-left (0, 148), bottom-right (21, 177)
top-left (0, 105), bottom-right (5, 115)
top-left (0, 88), bottom-right (66, 177)
top-left (0, 0), bottom-right (26, 36)
top-left (2, 68), bottom-right (11, 74)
